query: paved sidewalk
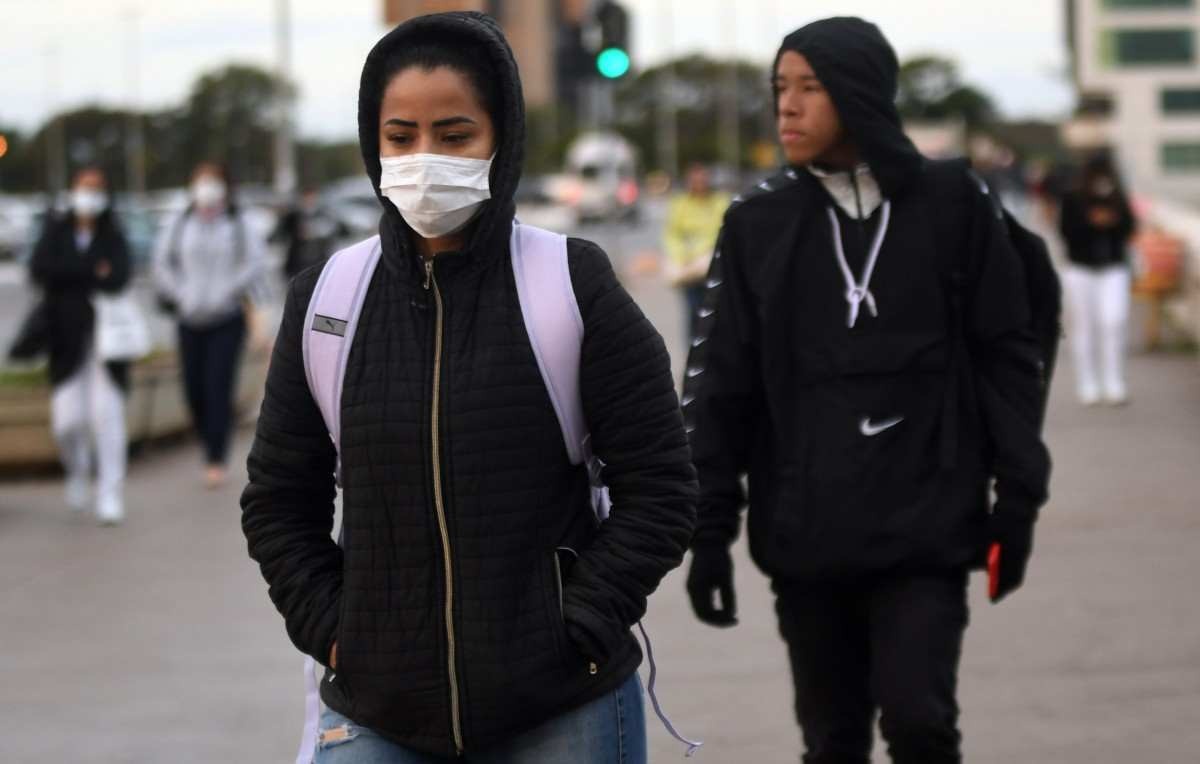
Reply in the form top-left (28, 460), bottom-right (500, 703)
top-left (2, 271), bottom-right (1199, 762)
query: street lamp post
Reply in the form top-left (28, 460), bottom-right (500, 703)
top-left (124, 7), bottom-right (147, 198)
top-left (273, 0), bottom-right (297, 197)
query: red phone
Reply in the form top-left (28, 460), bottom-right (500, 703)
top-left (987, 543), bottom-right (1002, 600)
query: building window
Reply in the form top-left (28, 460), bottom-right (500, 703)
top-left (1161, 142), bottom-right (1200, 172)
top-left (1103, 0), bottom-right (1192, 8)
top-left (1162, 88), bottom-right (1200, 113)
top-left (1102, 28), bottom-right (1195, 66)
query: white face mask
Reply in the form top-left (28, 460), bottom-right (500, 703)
top-left (379, 153), bottom-right (493, 239)
top-left (71, 189), bottom-right (108, 219)
top-left (192, 178), bottom-right (227, 209)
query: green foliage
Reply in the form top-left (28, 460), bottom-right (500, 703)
top-left (614, 54), bottom-right (775, 172)
top-left (0, 64), bottom-right (293, 192)
top-left (896, 55), bottom-right (996, 131)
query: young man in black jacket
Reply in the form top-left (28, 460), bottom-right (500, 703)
top-left (683, 17), bottom-right (1051, 764)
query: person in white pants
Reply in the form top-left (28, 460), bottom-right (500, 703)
top-left (50, 350), bottom-right (127, 523)
top-left (30, 167), bottom-right (133, 524)
top-left (1058, 156), bottom-right (1136, 406)
top-left (1062, 265), bottom-right (1130, 406)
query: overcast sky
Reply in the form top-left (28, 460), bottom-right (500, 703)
top-left (0, 0), bottom-right (1073, 141)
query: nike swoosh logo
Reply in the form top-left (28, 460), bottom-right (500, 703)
top-left (691, 336), bottom-right (707, 348)
top-left (706, 278), bottom-right (723, 289)
top-left (859, 416), bottom-right (904, 437)
top-left (686, 367), bottom-right (705, 379)
top-left (697, 308), bottom-right (715, 319)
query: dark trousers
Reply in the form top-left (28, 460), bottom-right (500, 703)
top-left (682, 284), bottom-right (706, 342)
top-left (178, 313), bottom-right (246, 466)
top-left (774, 571), bottom-right (969, 764)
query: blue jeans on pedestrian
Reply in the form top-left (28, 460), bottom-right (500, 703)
top-left (314, 672), bottom-right (646, 764)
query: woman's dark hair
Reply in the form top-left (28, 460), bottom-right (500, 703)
top-left (71, 165), bottom-right (108, 189)
top-left (1078, 153), bottom-right (1125, 197)
top-left (380, 37), bottom-right (503, 139)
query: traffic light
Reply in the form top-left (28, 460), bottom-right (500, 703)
top-left (594, 1), bottom-right (630, 79)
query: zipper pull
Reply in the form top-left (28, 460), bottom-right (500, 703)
top-left (424, 258), bottom-right (433, 290)
top-left (588, 661), bottom-right (599, 676)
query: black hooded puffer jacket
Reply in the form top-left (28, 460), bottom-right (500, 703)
top-left (684, 17), bottom-right (1049, 581)
top-left (242, 12), bottom-right (696, 756)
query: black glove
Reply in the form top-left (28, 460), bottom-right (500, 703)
top-left (989, 513), bottom-right (1035, 603)
top-left (686, 543), bottom-right (737, 627)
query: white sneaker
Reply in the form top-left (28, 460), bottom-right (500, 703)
top-left (65, 476), bottom-right (90, 513)
top-left (96, 494), bottom-right (125, 526)
top-left (1079, 389), bottom-right (1101, 407)
top-left (1104, 391), bottom-right (1130, 407)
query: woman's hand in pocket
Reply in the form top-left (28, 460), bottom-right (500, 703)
top-left (329, 641), bottom-right (338, 670)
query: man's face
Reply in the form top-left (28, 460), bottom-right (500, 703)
top-left (774, 51), bottom-right (845, 166)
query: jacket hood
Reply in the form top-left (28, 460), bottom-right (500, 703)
top-left (358, 12), bottom-right (525, 275)
top-left (775, 17), bottom-right (923, 198)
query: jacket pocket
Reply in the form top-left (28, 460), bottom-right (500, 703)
top-left (548, 547), bottom-right (597, 672)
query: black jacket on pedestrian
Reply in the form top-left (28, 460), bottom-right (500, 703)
top-left (241, 11), bottom-right (696, 756)
top-left (271, 204), bottom-right (349, 280)
top-left (1058, 186), bottom-right (1135, 269)
top-left (684, 19), bottom-right (1050, 582)
top-left (29, 209), bottom-right (132, 389)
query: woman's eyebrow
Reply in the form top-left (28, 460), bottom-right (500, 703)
top-left (384, 118), bottom-right (418, 128)
top-left (432, 116), bottom-right (477, 128)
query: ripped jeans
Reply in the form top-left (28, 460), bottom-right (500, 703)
top-left (315, 672), bottom-right (646, 764)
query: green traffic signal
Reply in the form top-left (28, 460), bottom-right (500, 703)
top-left (596, 47), bottom-right (630, 79)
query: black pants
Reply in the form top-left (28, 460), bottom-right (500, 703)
top-left (178, 312), bottom-right (245, 466)
top-left (774, 571), bottom-right (969, 764)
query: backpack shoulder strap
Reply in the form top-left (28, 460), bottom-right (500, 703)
top-left (510, 221), bottom-right (612, 522)
top-left (167, 207), bottom-right (193, 272)
top-left (509, 221), bottom-right (586, 465)
top-left (301, 235), bottom-right (382, 479)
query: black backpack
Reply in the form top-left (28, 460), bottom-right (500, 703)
top-left (923, 159), bottom-right (1062, 467)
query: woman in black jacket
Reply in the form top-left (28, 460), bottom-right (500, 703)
top-left (30, 166), bottom-right (132, 525)
top-left (1058, 155), bottom-right (1136, 405)
top-left (241, 13), bottom-right (696, 763)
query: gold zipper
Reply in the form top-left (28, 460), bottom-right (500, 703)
top-left (426, 258), bottom-right (464, 754)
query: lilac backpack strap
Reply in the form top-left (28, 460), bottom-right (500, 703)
top-left (302, 235), bottom-right (382, 481)
top-left (510, 222), bottom-right (701, 755)
top-left (295, 235), bottom-right (380, 764)
top-left (510, 222), bottom-right (612, 521)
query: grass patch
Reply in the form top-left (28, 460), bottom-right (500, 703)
top-left (0, 366), bottom-right (48, 388)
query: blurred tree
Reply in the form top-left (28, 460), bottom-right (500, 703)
top-left (169, 64), bottom-right (294, 188)
top-left (896, 55), bottom-right (997, 131)
top-left (613, 54), bottom-right (774, 173)
top-left (295, 140), bottom-right (362, 188)
top-left (525, 104), bottom-right (578, 176)
top-left (0, 125), bottom-right (35, 192)
top-left (3, 108), bottom-right (146, 194)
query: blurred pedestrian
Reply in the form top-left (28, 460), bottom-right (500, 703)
top-left (30, 167), bottom-right (132, 525)
top-left (153, 162), bottom-right (265, 488)
top-left (271, 186), bottom-right (350, 281)
top-left (241, 12), bottom-right (695, 764)
top-left (683, 17), bottom-right (1052, 764)
top-left (662, 162), bottom-right (729, 339)
top-left (1059, 155), bottom-right (1136, 405)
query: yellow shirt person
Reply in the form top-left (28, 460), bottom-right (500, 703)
top-left (663, 165), bottom-right (730, 291)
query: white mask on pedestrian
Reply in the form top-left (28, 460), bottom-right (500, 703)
top-left (71, 189), bottom-right (108, 219)
top-left (192, 178), bottom-right (227, 209)
top-left (378, 153), bottom-right (493, 239)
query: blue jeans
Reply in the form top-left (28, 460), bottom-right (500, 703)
top-left (314, 672), bottom-right (646, 764)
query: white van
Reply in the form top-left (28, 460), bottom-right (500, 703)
top-left (553, 132), bottom-right (639, 223)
